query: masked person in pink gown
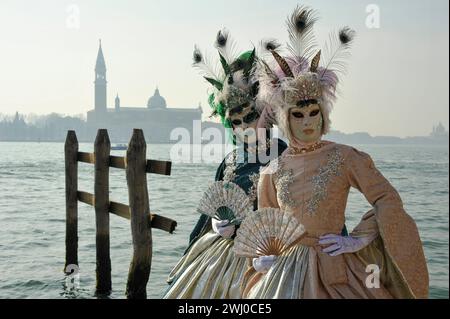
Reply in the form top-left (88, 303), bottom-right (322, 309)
top-left (242, 6), bottom-right (429, 299)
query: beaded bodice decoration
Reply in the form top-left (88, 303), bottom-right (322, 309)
top-left (306, 148), bottom-right (344, 215)
top-left (274, 146), bottom-right (345, 215)
top-left (247, 173), bottom-right (260, 202)
top-left (222, 150), bottom-right (261, 203)
top-left (274, 159), bottom-right (298, 209)
top-left (223, 150), bottom-right (238, 183)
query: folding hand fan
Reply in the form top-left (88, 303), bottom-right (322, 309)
top-left (234, 208), bottom-right (307, 257)
top-left (197, 181), bottom-right (253, 225)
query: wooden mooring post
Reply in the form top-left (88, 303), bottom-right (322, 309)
top-left (64, 128), bottom-right (177, 299)
top-left (65, 131), bottom-right (78, 270)
top-left (125, 129), bottom-right (152, 299)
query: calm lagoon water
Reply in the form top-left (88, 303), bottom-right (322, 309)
top-left (0, 142), bottom-right (448, 299)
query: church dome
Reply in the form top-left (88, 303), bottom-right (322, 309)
top-left (147, 88), bottom-right (167, 109)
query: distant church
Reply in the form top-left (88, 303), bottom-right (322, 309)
top-left (430, 122), bottom-right (449, 140)
top-left (86, 41), bottom-right (202, 143)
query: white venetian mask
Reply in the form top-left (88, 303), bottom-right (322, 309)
top-left (288, 102), bottom-right (323, 143)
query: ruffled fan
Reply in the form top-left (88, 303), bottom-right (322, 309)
top-left (197, 181), bottom-right (253, 225)
top-left (234, 208), bottom-right (306, 257)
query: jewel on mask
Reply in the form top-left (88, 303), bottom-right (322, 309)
top-left (284, 73), bottom-right (322, 106)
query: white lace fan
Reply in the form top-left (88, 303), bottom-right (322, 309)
top-left (234, 208), bottom-right (307, 258)
top-left (197, 181), bottom-right (253, 225)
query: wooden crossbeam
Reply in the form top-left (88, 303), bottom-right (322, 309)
top-left (77, 151), bottom-right (95, 164)
top-left (77, 191), bottom-right (177, 233)
top-left (109, 155), bottom-right (124, 169)
top-left (76, 152), bottom-right (171, 176)
top-left (146, 159), bottom-right (172, 176)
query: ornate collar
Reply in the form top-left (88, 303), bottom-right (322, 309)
top-left (287, 141), bottom-right (329, 155)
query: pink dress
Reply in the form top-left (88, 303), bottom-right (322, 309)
top-left (244, 142), bottom-right (429, 299)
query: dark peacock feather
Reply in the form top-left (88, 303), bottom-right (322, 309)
top-left (286, 5), bottom-right (319, 62)
top-left (339, 27), bottom-right (355, 45)
top-left (263, 39), bottom-right (281, 52)
top-left (214, 28), bottom-right (238, 66)
top-left (193, 46), bottom-right (203, 64)
top-left (216, 30), bottom-right (228, 47)
top-left (319, 26), bottom-right (356, 80)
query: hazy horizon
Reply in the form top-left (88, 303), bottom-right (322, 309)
top-left (0, 0), bottom-right (448, 138)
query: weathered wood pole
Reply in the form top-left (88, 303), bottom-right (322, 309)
top-left (94, 129), bottom-right (112, 295)
top-left (64, 130), bottom-right (78, 272)
top-left (126, 129), bottom-right (152, 299)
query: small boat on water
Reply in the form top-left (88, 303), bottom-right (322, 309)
top-left (111, 143), bottom-right (128, 150)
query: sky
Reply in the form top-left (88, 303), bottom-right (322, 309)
top-left (0, 0), bottom-right (448, 137)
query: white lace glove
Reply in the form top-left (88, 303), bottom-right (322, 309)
top-left (252, 255), bottom-right (277, 273)
top-left (211, 219), bottom-right (235, 239)
top-left (319, 233), bottom-right (378, 256)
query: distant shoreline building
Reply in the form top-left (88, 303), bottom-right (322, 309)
top-left (431, 122), bottom-right (448, 139)
top-left (86, 41), bottom-right (203, 143)
top-left (1, 42), bottom-right (448, 145)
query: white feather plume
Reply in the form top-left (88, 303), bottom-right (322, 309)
top-left (192, 45), bottom-right (224, 83)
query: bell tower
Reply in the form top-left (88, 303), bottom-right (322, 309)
top-left (94, 39), bottom-right (107, 113)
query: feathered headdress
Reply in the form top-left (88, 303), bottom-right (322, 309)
top-left (192, 29), bottom-right (259, 131)
top-left (258, 5), bottom-right (356, 137)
